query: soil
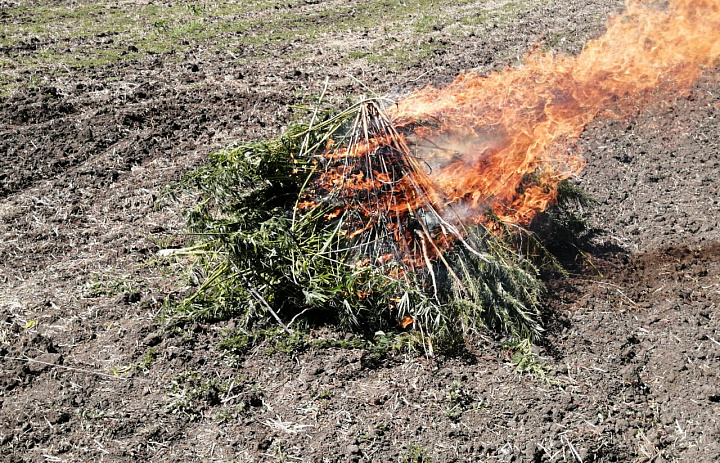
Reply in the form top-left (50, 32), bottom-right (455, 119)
top-left (1, 0), bottom-right (719, 462)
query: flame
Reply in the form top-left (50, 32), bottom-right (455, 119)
top-left (308, 0), bottom-right (720, 264)
top-left (399, 316), bottom-right (415, 328)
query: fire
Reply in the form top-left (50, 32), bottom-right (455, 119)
top-left (306, 0), bottom-right (720, 264)
top-left (399, 315), bottom-right (415, 329)
top-left (389, 0), bottom-right (720, 225)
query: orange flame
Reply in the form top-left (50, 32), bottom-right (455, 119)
top-left (392, 0), bottom-right (719, 223)
top-left (309, 0), bottom-right (720, 264)
top-left (399, 316), bottom-right (415, 329)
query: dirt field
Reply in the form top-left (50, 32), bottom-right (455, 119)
top-left (1, 0), bottom-right (719, 461)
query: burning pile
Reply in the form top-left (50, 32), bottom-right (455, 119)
top-left (169, 0), bottom-right (720, 345)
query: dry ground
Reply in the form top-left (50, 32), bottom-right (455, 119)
top-left (1, 0), bottom-right (719, 461)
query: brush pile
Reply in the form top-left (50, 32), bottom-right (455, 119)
top-left (165, 95), bottom-right (592, 349)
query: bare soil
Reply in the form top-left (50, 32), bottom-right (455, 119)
top-left (1, 0), bottom-right (719, 462)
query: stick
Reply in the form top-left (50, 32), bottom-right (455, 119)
top-left (417, 219), bottom-right (467, 295)
top-left (562, 435), bottom-right (584, 463)
top-left (248, 288), bottom-right (294, 335)
top-left (2, 356), bottom-right (128, 381)
top-left (293, 76), bottom-right (330, 227)
top-left (417, 231), bottom-right (439, 303)
top-left (288, 307), bottom-right (314, 328)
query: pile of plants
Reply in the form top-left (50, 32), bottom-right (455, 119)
top-left (161, 95), bottom-right (593, 352)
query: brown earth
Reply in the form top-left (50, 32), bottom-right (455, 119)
top-left (1, 0), bottom-right (719, 462)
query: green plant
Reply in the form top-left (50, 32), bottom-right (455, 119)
top-left (108, 347), bottom-right (160, 378)
top-left (82, 273), bottom-right (139, 298)
top-left (218, 326), bottom-right (397, 364)
top-left (165, 370), bottom-right (232, 420)
top-left (533, 179), bottom-right (598, 247)
top-left (214, 407), bottom-right (233, 423)
top-left (218, 326), bottom-right (309, 356)
top-left (506, 338), bottom-right (559, 385)
top-left (402, 444), bottom-right (432, 463)
top-left (138, 348), bottom-right (158, 371)
top-left (445, 380), bottom-right (475, 422)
